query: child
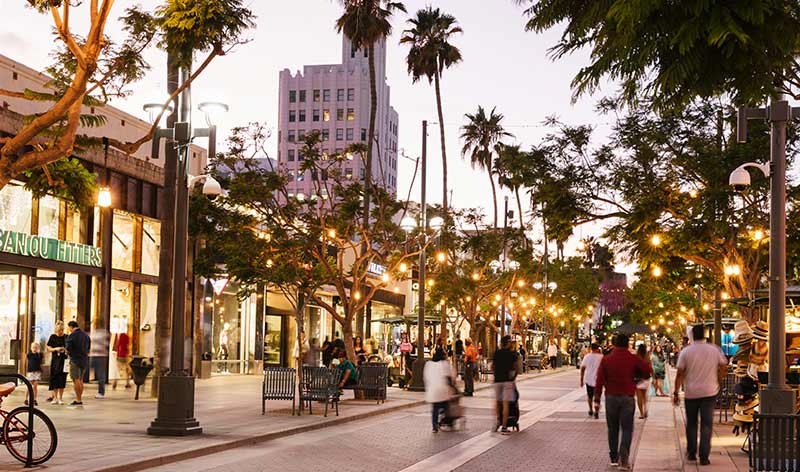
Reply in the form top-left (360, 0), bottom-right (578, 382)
top-left (26, 342), bottom-right (42, 406)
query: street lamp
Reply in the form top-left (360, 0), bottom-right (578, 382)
top-left (145, 75), bottom-right (228, 435)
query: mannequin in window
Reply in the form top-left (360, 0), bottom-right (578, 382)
top-left (219, 322), bottom-right (230, 373)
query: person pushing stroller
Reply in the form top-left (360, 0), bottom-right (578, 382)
top-left (424, 347), bottom-right (463, 432)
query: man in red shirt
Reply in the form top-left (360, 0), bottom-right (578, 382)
top-left (594, 334), bottom-right (652, 470)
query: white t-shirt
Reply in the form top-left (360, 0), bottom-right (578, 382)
top-left (581, 352), bottom-right (603, 387)
top-left (547, 344), bottom-right (558, 357)
top-left (676, 340), bottom-right (728, 399)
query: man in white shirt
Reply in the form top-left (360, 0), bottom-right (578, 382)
top-left (673, 324), bottom-right (728, 466)
top-left (547, 339), bottom-right (558, 369)
top-left (580, 343), bottom-right (603, 419)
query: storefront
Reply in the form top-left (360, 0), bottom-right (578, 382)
top-left (0, 176), bottom-right (163, 381)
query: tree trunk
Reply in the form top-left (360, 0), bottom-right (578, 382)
top-left (434, 70), bottom-right (448, 213)
top-left (364, 43), bottom-right (378, 230)
top-left (151, 55), bottom-right (179, 396)
top-left (342, 314), bottom-right (357, 363)
top-left (515, 187), bottom-right (524, 231)
top-left (295, 292), bottom-right (306, 369)
top-left (489, 171), bottom-right (498, 228)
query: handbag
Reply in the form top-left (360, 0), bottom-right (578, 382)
top-left (63, 357), bottom-right (70, 374)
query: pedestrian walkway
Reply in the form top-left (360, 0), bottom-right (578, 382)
top-left (0, 366), bottom-right (568, 471)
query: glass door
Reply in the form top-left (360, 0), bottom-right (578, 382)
top-left (264, 315), bottom-right (283, 366)
top-left (0, 273), bottom-right (25, 374)
top-left (28, 273), bottom-right (63, 366)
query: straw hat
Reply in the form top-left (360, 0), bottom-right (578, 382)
top-left (750, 340), bottom-right (768, 365)
top-left (753, 320), bottom-right (769, 341)
top-left (737, 397), bottom-right (759, 412)
top-left (734, 412), bottom-right (754, 423)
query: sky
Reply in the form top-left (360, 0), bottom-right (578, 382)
top-left (2, 0), bottom-right (630, 274)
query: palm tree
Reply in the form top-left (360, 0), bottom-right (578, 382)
top-left (400, 7), bottom-right (462, 213)
top-left (460, 106), bottom-right (513, 228)
top-left (336, 0), bottom-right (406, 228)
top-left (494, 143), bottom-right (528, 231)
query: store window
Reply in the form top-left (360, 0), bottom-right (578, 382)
top-left (370, 301), bottom-right (401, 356)
top-left (65, 207), bottom-right (82, 243)
top-left (0, 274), bottom-right (22, 367)
top-left (109, 280), bottom-right (133, 381)
top-left (32, 270), bottom-right (58, 349)
top-left (305, 306), bottom-right (324, 356)
top-left (37, 195), bottom-right (60, 238)
top-left (0, 184), bottom-right (32, 233)
top-left (140, 284), bottom-right (157, 358)
top-left (213, 284), bottom-right (242, 373)
top-left (141, 218), bottom-right (160, 276)
top-left (112, 211), bottom-right (135, 271)
top-left (63, 273), bottom-right (79, 324)
top-left (264, 315), bottom-right (282, 366)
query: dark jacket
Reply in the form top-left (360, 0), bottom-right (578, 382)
top-left (66, 328), bottom-right (91, 368)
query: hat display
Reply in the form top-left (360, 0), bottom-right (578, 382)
top-left (734, 320), bottom-right (752, 336)
top-left (752, 320), bottom-right (769, 341)
top-left (733, 333), bottom-right (754, 345)
top-left (735, 377), bottom-right (758, 397)
top-left (734, 412), bottom-right (754, 423)
top-left (737, 397), bottom-right (759, 412)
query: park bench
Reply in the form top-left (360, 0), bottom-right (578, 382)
top-left (262, 367), bottom-right (297, 415)
top-left (343, 363), bottom-right (388, 403)
top-left (750, 413), bottom-right (800, 471)
top-left (526, 355), bottom-right (543, 371)
top-left (300, 366), bottom-right (341, 417)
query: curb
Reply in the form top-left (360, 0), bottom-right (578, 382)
top-left (90, 367), bottom-right (571, 472)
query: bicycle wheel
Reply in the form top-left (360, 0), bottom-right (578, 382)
top-left (3, 407), bottom-right (58, 465)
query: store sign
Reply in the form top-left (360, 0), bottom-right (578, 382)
top-left (367, 262), bottom-right (386, 276)
top-left (0, 229), bottom-right (102, 268)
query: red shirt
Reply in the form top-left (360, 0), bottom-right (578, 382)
top-left (594, 347), bottom-right (652, 401)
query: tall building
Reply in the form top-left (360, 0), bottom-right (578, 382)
top-left (277, 36), bottom-right (400, 199)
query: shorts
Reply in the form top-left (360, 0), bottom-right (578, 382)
top-left (494, 381), bottom-right (516, 402)
top-left (26, 371), bottom-right (42, 382)
top-left (70, 362), bottom-right (87, 381)
top-left (636, 379), bottom-right (650, 391)
top-left (586, 384), bottom-right (595, 399)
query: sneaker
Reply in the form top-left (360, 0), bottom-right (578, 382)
top-left (588, 409), bottom-right (594, 417)
top-left (500, 427), bottom-right (510, 435)
top-left (699, 459), bottom-right (710, 466)
top-left (687, 454), bottom-right (697, 461)
top-left (50, 399), bottom-right (59, 405)
top-left (95, 394), bottom-right (105, 399)
top-left (45, 396), bottom-right (53, 402)
top-left (594, 411), bottom-right (599, 419)
top-left (432, 428), bottom-right (439, 433)
top-left (610, 461), bottom-right (619, 467)
top-left (57, 400), bottom-right (64, 405)
top-left (68, 401), bottom-right (83, 408)
top-left (619, 463), bottom-right (631, 471)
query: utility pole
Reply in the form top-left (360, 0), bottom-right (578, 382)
top-left (737, 99), bottom-right (796, 414)
top-left (500, 196), bottom-right (509, 341)
top-left (409, 120), bottom-right (428, 392)
top-left (712, 287), bottom-right (722, 347)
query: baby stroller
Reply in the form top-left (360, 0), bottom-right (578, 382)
top-left (438, 394), bottom-right (466, 431)
top-left (496, 387), bottom-right (520, 432)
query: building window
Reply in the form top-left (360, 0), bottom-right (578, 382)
top-left (323, 89), bottom-right (331, 102)
top-left (347, 88), bottom-right (355, 101)
top-left (288, 149), bottom-right (295, 161)
top-left (298, 110), bottom-right (306, 122)
top-left (298, 129), bottom-right (306, 141)
top-left (337, 89), bottom-right (345, 101)
top-left (313, 89), bottom-right (320, 102)
top-left (322, 129), bottom-right (330, 141)
top-left (289, 110), bottom-right (296, 122)
top-left (347, 108), bottom-right (355, 121)
top-left (299, 90), bottom-right (306, 102)
top-left (0, 184), bottom-right (32, 234)
top-left (298, 150), bottom-right (304, 162)
top-left (297, 172), bottom-right (305, 182)
top-left (360, 168), bottom-right (365, 180)
top-left (361, 129), bottom-right (367, 141)
top-left (313, 109), bottom-right (320, 122)
top-left (12, 71), bottom-right (18, 80)
top-left (112, 211), bottom-right (135, 271)
top-left (337, 109), bottom-right (344, 121)
top-left (289, 90), bottom-right (296, 103)
top-left (37, 195), bottom-right (60, 238)
top-left (141, 218), bottom-right (161, 276)
top-left (288, 130), bottom-right (296, 142)
top-left (346, 128), bottom-right (354, 141)
top-left (336, 128), bottom-right (344, 141)
top-left (323, 109), bottom-right (330, 122)
top-left (345, 168), bottom-right (353, 179)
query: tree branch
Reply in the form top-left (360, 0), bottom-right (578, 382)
top-left (0, 89), bottom-right (31, 100)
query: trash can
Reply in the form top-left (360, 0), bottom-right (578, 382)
top-left (129, 356), bottom-right (154, 400)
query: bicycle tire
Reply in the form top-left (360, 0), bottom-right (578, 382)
top-left (3, 406), bottom-right (58, 465)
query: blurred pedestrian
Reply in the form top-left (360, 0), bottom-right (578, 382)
top-left (493, 335), bottom-right (522, 434)
top-left (463, 338), bottom-right (477, 396)
top-left (635, 344), bottom-right (650, 419)
top-left (547, 339), bottom-right (558, 369)
top-left (580, 343), bottom-right (603, 419)
top-left (90, 324), bottom-right (109, 399)
top-left (424, 347), bottom-right (455, 433)
top-left (594, 334), bottom-right (652, 470)
top-left (651, 345), bottom-right (667, 396)
top-left (673, 324), bottom-right (728, 466)
top-left (112, 330), bottom-right (132, 389)
top-left (66, 320), bottom-right (90, 407)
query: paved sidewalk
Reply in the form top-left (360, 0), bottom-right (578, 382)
top-left (0, 366), bottom-right (568, 471)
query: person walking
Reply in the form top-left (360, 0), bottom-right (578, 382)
top-left (25, 342), bottom-right (42, 406)
top-left (89, 324), bottom-right (109, 399)
top-left (463, 338), bottom-right (477, 396)
top-left (635, 344), bottom-right (651, 419)
top-left (65, 320), bottom-right (90, 407)
top-left (493, 335), bottom-right (522, 434)
top-left (46, 320), bottom-right (68, 404)
top-left (580, 343), bottom-right (603, 419)
top-left (424, 347), bottom-right (455, 433)
top-left (112, 330), bottom-right (132, 389)
top-left (594, 334), bottom-right (652, 470)
top-left (651, 345), bottom-right (667, 396)
top-left (518, 343), bottom-right (527, 373)
top-left (673, 324), bottom-right (728, 466)
top-left (547, 338), bottom-right (558, 369)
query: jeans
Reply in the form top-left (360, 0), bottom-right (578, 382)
top-left (91, 356), bottom-right (108, 395)
top-left (605, 394), bottom-right (635, 464)
top-left (431, 401), bottom-right (448, 429)
top-left (463, 362), bottom-right (475, 394)
top-left (685, 396), bottom-right (715, 461)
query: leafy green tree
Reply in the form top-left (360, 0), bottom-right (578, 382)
top-left (192, 129), bottom-right (422, 362)
top-left (0, 1), bottom-right (254, 197)
top-left (336, 0), bottom-right (406, 229)
top-left (515, 0), bottom-right (800, 110)
top-left (460, 106), bottom-right (513, 228)
top-left (400, 7), bottom-right (462, 212)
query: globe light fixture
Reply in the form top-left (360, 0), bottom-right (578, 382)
top-left (436, 252), bottom-right (446, 263)
top-left (400, 216), bottom-right (417, 233)
top-left (548, 281), bottom-right (557, 291)
top-left (143, 102), bottom-right (174, 125)
top-left (650, 234), bottom-right (662, 247)
top-left (428, 216), bottom-right (444, 231)
top-left (198, 101), bottom-right (229, 127)
top-left (533, 282), bottom-right (543, 290)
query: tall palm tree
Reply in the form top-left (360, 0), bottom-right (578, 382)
top-left (494, 143), bottom-right (528, 231)
top-left (460, 106), bottom-right (513, 228)
top-left (400, 7), bottom-right (462, 213)
top-left (336, 0), bottom-right (406, 228)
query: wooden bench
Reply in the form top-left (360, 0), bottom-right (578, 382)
top-left (343, 363), bottom-right (388, 403)
top-left (300, 366), bottom-right (341, 417)
top-left (750, 413), bottom-right (800, 471)
top-left (262, 367), bottom-right (296, 415)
